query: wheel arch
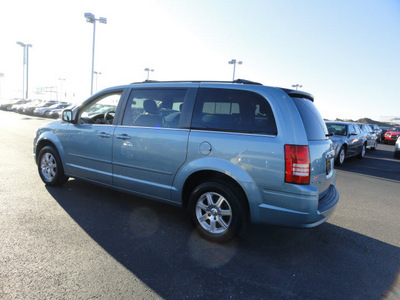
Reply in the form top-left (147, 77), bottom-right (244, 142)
top-left (35, 134), bottom-right (65, 167)
top-left (172, 157), bottom-right (263, 223)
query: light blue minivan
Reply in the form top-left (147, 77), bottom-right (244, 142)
top-left (34, 80), bottom-right (339, 242)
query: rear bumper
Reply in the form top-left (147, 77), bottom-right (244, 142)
top-left (254, 184), bottom-right (339, 228)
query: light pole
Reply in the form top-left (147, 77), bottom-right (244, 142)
top-left (0, 73), bottom-right (4, 99)
top-left (144, 68), bottom-right (154, 80)
top-left (25, 44), bottom-right (32, 99)
top-left (17, 42), bottom-right (33, 99)
top-left (16, 42), bottom-right (26, 99)
top-left (228, 59), bottom-right (242, 81)
top-left (292, 84), bottom-right (302, 90)
top-left (84, 12), bottom-right (107, 95)
top-left (94, 71), bottom-right (102, 92)
top-left (58, 78), bottom-right (65, 101)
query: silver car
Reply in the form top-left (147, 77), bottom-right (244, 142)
top-left (326, 121), bottom-right (367, 166)
top-left (357, 123), bottom-right (378, 150)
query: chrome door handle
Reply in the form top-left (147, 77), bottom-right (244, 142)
top-left (98, 132), bottom-right (111, 138)
top-left (116, 134), bottom-right (131, 140)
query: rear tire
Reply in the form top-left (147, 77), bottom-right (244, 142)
top-left (188, 181), bottom-right (247, 242)
top-left (358, 144), bottom-right (366, 159)
top-left (38, 146), bottom-right (69, 186)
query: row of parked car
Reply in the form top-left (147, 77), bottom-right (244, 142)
top-left (325, 121), bottom-right (400, 164)
top-left (0, 99), bottom-right (74, 119)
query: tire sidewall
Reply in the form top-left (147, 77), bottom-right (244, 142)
top-left (336, 146), bottom-right (345, 166)
top-left (188, 181), bottom-right (244, 242)
top-left (38, 146), bottom-right (67, 186)
top-left (359, 144), bottom-right (366, 158)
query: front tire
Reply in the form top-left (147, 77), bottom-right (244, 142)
top-left (38, 146), bottom-right (69, 186)
top-left (188, 182), bottom-right (246, 242)
top-left (336, 146), bottom-right (346, 166)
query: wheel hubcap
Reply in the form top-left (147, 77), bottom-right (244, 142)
top-left (40, 153), bottom-right (57, 182)
top-left (196, 192), bottom-right (232, 234)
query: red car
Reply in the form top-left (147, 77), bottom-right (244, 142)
top-left (384, 126), bottom-right (400, 143)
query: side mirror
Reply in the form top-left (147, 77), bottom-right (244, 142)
top-left (62, 110), bottom-right (74, 123)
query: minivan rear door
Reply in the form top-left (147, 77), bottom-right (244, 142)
top-left (112, 87), bottom-right (196, 202)
top-left (291, 97), bottom-right (335, 195)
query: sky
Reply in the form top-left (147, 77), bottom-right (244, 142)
top-left (0, 0), bottom-right (399, 121)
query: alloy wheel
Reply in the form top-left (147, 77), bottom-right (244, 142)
top-left (195, 192), bottom-right (232, 234)
top-left (40, 152), bottom-right (57, 182)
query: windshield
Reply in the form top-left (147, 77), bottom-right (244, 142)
top-left (326, 123), bottom-right (347, 136)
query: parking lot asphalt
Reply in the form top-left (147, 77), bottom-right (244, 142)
top-left (0, 110), bottom-right (399, 299)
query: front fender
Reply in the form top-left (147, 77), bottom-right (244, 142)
top-left (34, 127), bottom-right (67, 169)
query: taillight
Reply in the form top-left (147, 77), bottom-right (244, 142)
top-left (285, 145), bottom-right (310, 185)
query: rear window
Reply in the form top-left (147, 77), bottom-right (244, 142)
top-left (292, 97), bottom-right (328, 141)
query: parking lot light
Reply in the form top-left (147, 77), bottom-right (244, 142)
top-left (292, 84), bottom-right (302, 90)
top-left (144, 68), bottom-right (154, 80)
top-left (84, 12), bottom-right (107, 95)
top-left (228, 59), bottom-right (243, 81)
top-left (16, 42), bottom-right (33, 99)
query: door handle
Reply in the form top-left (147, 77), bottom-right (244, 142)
top-left (97, 132), bottom-right (111, 138)
top-left (116, 134), bottom-right (131, 140)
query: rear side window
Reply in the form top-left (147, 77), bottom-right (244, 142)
top-left (292, 97), bottom-right (328, 141)
top-left (191, 88), bottom-right (277, 135)
top-left (354, 125), bottom-right (362, 134)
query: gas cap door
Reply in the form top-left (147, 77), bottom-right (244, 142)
top-left (199, 141), bottom-right (212, 156)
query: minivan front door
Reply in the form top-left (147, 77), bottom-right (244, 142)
top-left (62, 91), bottom-right (124, 185)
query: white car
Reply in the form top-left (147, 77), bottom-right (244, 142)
top-left (395, 137), bottom-right (400, 158)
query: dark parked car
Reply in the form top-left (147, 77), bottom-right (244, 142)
top-left (369, 124), bottom-right (383, 142)
top-left (326, 121), bottom-right (367, 166)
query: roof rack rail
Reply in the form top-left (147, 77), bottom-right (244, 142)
top-left (232, 79), bottom-right (263, 85)
top-left (130, 79), bottom-right (263, 85)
